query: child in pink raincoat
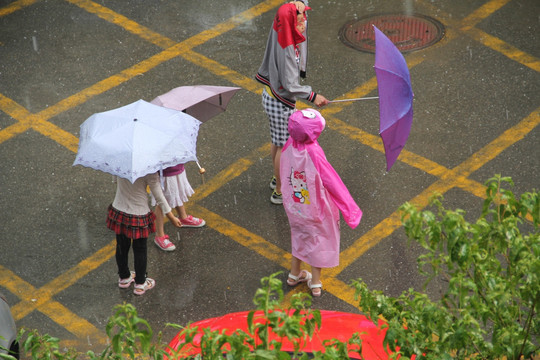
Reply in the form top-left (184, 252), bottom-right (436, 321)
top-left (280, 109), bottom-right (362, 296)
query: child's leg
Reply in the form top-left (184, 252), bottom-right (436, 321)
top-left (308, 266), bottom-right (323, 297)
top-left (310, 266), bottom-right (322, 285)
top-left (132, 238), bottom-right (148, 285)
top-left (115, 234), bottom-right (132, 279)
top-left (175, 205), bottom-right (188, 220)
top-left (290, 256), bottom-right (302, 276)
top-left (271, 144), bottom-right (282, 193)
top-left (154, 205), bottom-right (166, 237)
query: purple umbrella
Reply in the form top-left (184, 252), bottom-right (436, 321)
top-left (374, 25), bottom-right (414, 171)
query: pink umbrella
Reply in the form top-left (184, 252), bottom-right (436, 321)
top-left (150, 85), bottom-right (241, 123)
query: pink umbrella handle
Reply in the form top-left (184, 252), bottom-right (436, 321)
top-left (328, 96), bottom-right (379, 103)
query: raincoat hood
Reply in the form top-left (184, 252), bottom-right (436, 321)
top-left (274, 2), bottom-right (308, 48)
top-left (288, 109), bottom-right (325, 144)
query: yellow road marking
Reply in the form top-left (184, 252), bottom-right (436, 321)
top-left (455, 107), bottom-right (540, 176)
top-left (462, 27), bottom-right (540, 73)
top-left (181, 49), bottom-right (263, 94)
top-left (334, 105), bottom-right (540, 283)
top-left (0, 241), bottom-right (116, 344)
top-left (0, 265), bottom-right (107, 344)
top-left (66, 0), bottom-right (176, 49)
top-left (460, 0), bottom-right (513, 29)
top-left (190, 143), bottom-right (271, 201)
top-left (190, 204), bottom-right (291, 270)
top-left (0, 0), bottom-right (39, 17)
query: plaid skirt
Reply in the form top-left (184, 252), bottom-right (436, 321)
top-left (262, 89), bottom-right (294, 147)
top-left (106, 205), bottom-right (156, 239)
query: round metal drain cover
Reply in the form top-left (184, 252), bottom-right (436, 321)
top-left (339, 13), bottom-right (445, 53)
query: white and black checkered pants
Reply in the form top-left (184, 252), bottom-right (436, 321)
top-left (262, 89), bottom-right (295, 147)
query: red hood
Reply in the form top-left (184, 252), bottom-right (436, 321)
top-left (274, 3), bottom-right (307, 48)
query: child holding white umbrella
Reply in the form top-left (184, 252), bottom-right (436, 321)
top-left (107, 173), bottom-right (183, 295)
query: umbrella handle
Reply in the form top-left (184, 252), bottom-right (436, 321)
top-left (196, 161), bottom-right (206, 174)
top-left (196, 161), bottom-right (206, 184)
top-left (328, 96), bottom-right (379, 103)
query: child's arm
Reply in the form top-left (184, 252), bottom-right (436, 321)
top-left (314, 155), bottom-right (362, 229)
top-left (147, 173), bottom-right (182, 228)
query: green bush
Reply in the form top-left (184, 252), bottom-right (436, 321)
top-left (354, 175), bottom-right (539, 359)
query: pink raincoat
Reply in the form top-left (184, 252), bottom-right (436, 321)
top-left (280, 109), bottom-right (362, 268)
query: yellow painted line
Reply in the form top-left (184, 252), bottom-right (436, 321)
top-left (462, 27), bottom-right (540, 73)
top-left (0, 241), bottom-right (116, 342)
top-left (181, 49), bottom-right (263, 94)
top-left (0, 0), bottom-right (39, 17)
top-left (190, 204), bottom-right (291, 270)
top-left (66, 0), bottom-right (176, 49)
top-left (281, 276), bottom-right (359, 310)
top-left (39, 241), bottom-right (117, 303)
top-left (166, 0), bottom-right (284, 51)
top-left (454, 107), bottom-right (540, 176)
top-left (452, 176), bottom-right (488, 199)
top-left (334, 107), bottom-right (540, 279)
top-left (336, 178), bottom-right (456, 275)
top-left (460, 0), bottom-right (513, 29)
top-left (0, 266), bottom-right (40, 314)
top-left (190, 143), bottom-right (271, 201)
top-left (0, 94), bottom-right (34, 143)
top-left (30, 115), bottom-right (80, 152)
top-left (36, 301), bottom-right (107, 343)
top-left (0, 122), bottom-right (30, 144)
top-left (1, 265), bottom-right (107, 343)
top-left (0, 93), bottom-right (32, 120)
top-left (36, 46), bottom-right (185, 122)
top-left (12, 240), bottom-right (115, 318)
top-left (323, 277), bottom-right (359, 309)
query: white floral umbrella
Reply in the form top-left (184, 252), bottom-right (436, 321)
top-left (73, 99), bottom-right (201, 183)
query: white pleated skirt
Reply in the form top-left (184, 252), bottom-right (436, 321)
top-left (150, 171), bottom-right (194, 208)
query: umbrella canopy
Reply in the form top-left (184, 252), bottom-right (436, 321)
top-left (374, 25), bottom-right (414, 171)
top-left (150, 85), bottom-right (241, 122)
top-left (73, 99), bottom-right (202, 183)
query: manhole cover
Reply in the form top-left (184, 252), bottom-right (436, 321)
top-left (339, 13), bottom-right (445, 53)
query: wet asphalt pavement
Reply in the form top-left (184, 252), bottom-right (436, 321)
top-left (0, 0), bottom-right (539, 354)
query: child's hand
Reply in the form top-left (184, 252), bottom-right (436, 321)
top-left (171, 216), bottom-right (182, 228)
top-left (291, 1), bottom-right (306, 14)
top-left (314, 94), bottom-right (329, 107)
top-left (166, 212), bottom-right (183, 228)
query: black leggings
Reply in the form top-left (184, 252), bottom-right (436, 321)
top-left (115, 234), bottom-right (147, 285)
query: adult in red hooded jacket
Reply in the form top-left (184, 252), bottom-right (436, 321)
top-left (256, 1), bottom-right (328, 205)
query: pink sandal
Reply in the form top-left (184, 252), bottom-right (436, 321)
top-left (287, 270), bottom-right (312, 286)
top-left (118, 271), bottom-right (135, 289)
top-left (133, 278), bottom-right (155, 295)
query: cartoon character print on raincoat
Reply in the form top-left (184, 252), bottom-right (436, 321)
top-left (280, 109), bottom-right (362, 268)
